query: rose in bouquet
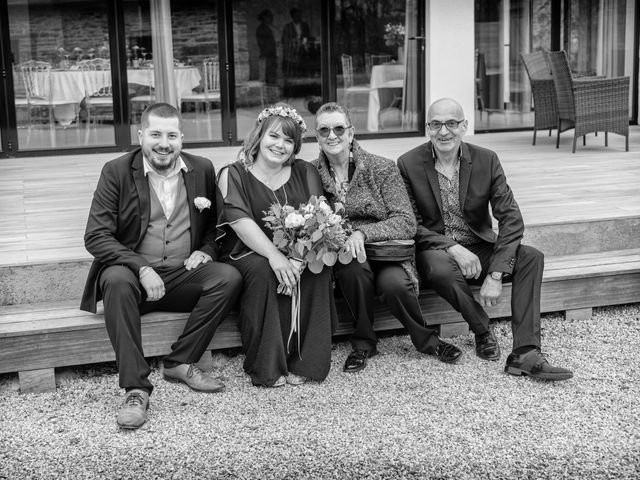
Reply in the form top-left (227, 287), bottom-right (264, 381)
top-left (262, 195), bottom-right (351, 354)
top-left (263, 195), bottom-right (350, 285)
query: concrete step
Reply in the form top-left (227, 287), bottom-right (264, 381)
top-left (1, 215), bottom-right (639, 306)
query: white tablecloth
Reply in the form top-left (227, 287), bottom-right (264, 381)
top-left (45, 66), bottom-right (201, 104)
top-left (367, 64), bottom-right (405, 132)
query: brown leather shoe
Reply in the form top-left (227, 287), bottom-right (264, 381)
top-left (117, 389), bottom-right (149, 430)
top-left (163, 363), bottom-right (225, 392)
top-left (505, 349), bottom-right (573, 381)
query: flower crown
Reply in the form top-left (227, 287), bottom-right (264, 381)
top-left (257, 105), bottom-right (307, 133)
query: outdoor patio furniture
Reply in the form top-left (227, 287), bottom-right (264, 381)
top-left (341, 54), bottom-right (370, 111)
top-left (520, 51), bottom-right (557, 145)
top-left (546, 50), bottom-right (629, 153)
top-left (181, 58), bottom-right (220, 116)
top-left (77, 58), bottom-right (113, 126)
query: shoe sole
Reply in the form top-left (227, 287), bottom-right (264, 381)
top-left (118, 421), bottom-right (145, 430)
top-left (505, 366), bottom-right (574, 381)
top-left (163, 374), bottom-right (225, 393)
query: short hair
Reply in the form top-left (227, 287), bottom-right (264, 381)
top-left (238, 102), bottom-right (304, 168)
top-left (141, 103), bottom-right (183, 131)
top-left (315, 102), bottom-right (353, 127)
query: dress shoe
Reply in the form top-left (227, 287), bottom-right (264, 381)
top-left (117, 389), bottom-right (149, 430)
top-left (427, 339), bottom-right (463, 364)
top-left (285, 373), bottom-right (307, 385)
top-left (343, 349), bottom-right (378, 373)
top-left (163, 363), bottom-right (225, 392)
top-left (505, 349), bottom-right (573, 381)
top-left (475, 331), bottom-right (501, 361)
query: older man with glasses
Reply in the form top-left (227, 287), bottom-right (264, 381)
top-left (397, 97), bottom-right (573, 381)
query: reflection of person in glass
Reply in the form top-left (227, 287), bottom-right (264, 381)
top-left (256, 9), bottom-right (277, 86)
top-left (217, 103), bottom-right (336, 388)
top-left (312, 102), bottom-right (463, 373)
top-left (281, 7), bottom-right (310, 77)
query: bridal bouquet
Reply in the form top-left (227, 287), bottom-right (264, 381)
top-left (263, 195), bottom-right (351, 281)
top-left (263, 195), bottom-right (351, 354)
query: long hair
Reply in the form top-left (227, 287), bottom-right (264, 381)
top-left (238, 103), bottom-right (303, 169)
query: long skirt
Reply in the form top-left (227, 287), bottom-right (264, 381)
top-left (226, 253), bottom-right (337, 387)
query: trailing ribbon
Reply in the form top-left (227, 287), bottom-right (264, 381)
top-left (286, 258), bottom-right (304, 359)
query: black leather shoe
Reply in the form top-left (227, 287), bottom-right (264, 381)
top-left (475, 331), bottom-right (501, 361)
top-left (427, 340), bottom-right (463, 364)
top-left (343, 349), bottom-right (378, 373)
top-left (505, 349), bottom-right (573, 381)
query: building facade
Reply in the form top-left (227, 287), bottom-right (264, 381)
top-left (0, 0), bottom-right (637, 158)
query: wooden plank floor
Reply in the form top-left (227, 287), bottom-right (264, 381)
top-left (1, 127), bottom-right (639, 266)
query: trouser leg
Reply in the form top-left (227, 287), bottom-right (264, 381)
top-left (99, 265), bottom-right (152, 392)
top-left (415, 249), bottom-right (490, 335)
top-left (508, 245), bottom-right (543, 350)
top-left (154, 262), bottom-right (242, 366)
top-left (333, 259), bottom-right (377, 351)
top-left (374, 262), bottom-right (439, 353)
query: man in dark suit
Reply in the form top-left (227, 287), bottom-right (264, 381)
top-left (81, 103), bottom-right (242, 429)
top-left (397, 97), bottom-right (572, 381)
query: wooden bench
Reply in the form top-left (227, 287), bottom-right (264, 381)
top-left (2, 248), bottom-right (639, 393)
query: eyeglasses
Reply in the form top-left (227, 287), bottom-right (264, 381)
top-left (427, 119), bottom-right (465, 132)
top-left (316, 125), bottom-right (351, 137)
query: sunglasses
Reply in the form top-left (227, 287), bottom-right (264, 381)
top-left (316, 125), bottom-right (351, 137)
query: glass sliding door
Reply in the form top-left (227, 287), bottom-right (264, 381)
top-left (335, 0), bottom-right (422, 134)
top-left (8, 0), bottom-right (115, 150)
top-left (475, 0), bottom-right (536, 131)
top-left (125, 0), bottom-right (223, 143)
top-left (231, 0), bottom-right (322, 139)
top-left (170, 0), bottom-right (223, 142)
top-left (563, 0), bottom-right (635, 118)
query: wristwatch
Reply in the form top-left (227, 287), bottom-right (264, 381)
top-left (489, 271), bottom-right (503, 281)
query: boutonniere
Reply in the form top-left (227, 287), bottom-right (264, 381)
top-left (194, 197), bottom-right (211, 212)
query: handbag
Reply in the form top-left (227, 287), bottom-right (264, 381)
top-left (364, 239), bottom-right (415, 262)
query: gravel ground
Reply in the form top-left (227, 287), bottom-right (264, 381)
top-left (1, 304), bottom-right (639, 480)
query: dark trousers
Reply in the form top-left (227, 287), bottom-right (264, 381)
top-left (333, 259), bottom-right (440, 353)
top-left (99, 262), bottom-right (242, 393)
top-left (415, 242), bottom-right (543, 351)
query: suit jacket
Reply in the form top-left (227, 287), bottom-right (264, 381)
top-left (397, 141), bottom-right (524, 275)
top-left (80, 148), bottom-right (221, 313)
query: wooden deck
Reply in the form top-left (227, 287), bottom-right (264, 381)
top-left (1, 127), bottom-right (638, 266)
top-left (1, 126), bottom-right (639, 393)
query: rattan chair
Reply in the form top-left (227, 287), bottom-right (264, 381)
top-left (520, 51), bottom-right (557, 145)
top-left (546, 50), bottom-right (629, 153)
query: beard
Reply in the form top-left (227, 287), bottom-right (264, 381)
top-left (146, 147), bottom-right (180, 173)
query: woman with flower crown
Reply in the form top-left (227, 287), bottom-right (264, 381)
top-left (217, 103), bottom-right (337, 388)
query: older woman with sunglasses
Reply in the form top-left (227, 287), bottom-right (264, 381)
top-left (312, 102), bottom-right (462, 373)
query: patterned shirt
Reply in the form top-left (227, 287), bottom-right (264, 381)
top-left (435, 156), bottom-right (481, 247)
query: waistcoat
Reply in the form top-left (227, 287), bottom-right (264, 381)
top-left (136, 176), bottom-right (191, 267)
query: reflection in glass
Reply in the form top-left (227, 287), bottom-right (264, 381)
top-left (233, 1), bottom-right (322, 139)
top-left (335, 0), bottom-right (419, 134)
top-left (9, 0), bottom-right (114, 150)
top-left (170, 0), bottom-right (222, 142)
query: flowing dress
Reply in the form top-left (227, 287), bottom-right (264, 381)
top-left (218, 158), bottom-right (337, 386)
